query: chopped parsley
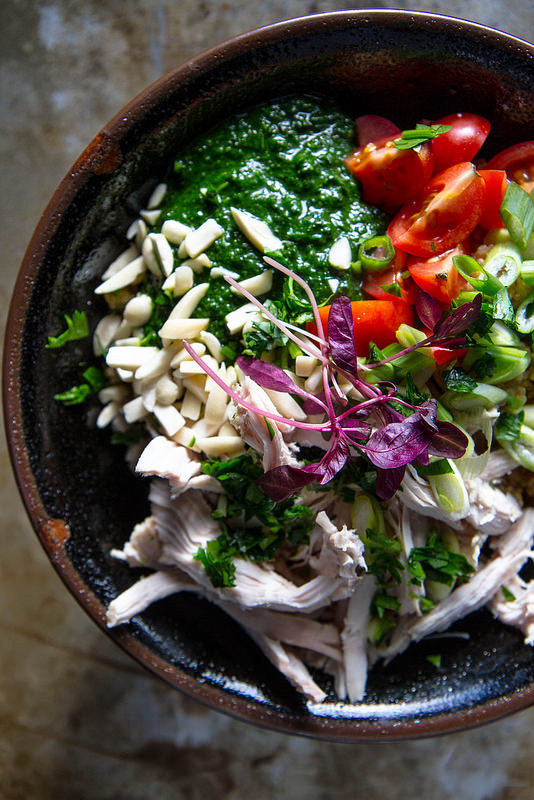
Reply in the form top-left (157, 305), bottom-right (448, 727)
top-left (442, 366), bottom-right (477, 393)
top-left (194, 452), bottom-right (314, 587)
top-left (495, 410), bottom-right (524, 443)
top-left (407, 529), bottom-right (475, 587)
top-left (393, 123), bottom-right (452, 150)
top-left (54, 366), bottom-right (105, 406)
top-left (46, 310), bottom-right (89, 348)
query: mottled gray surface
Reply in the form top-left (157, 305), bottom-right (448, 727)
top-left (2, 2), bottom-right (534, 799)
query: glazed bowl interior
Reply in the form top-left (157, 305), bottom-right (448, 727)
top-left (5, 10), bottom-right (534, 741)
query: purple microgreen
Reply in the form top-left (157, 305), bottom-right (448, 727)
top-left (416, 289), bottom-right (443, 331)
top-left (376, 465), bottom-right (406, 500)
top-left (182, 342), bottom-right (328, 432)
top-left (258, 465), bottom-right (319, 501)
top-left (434, 294), bottom-right (482, 339)
top-left (363, 414), bottom-right (436, 469)
top-left (327, 296), bottom-right (358, 374)
top-left (302, 393), bottom-right (328, 415)
top-left (316, 435), bottom-right (351, 484)
top-left (224, 274), bottom-right (325, 362)
top-left (236, 355), bottom-right (328, 413)
top-left (264, 256), bottom-right (327, 345)
top-left (426, 420), bottom-right (469, 459)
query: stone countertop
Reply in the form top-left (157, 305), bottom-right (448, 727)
top-left (2, 2), bottom-right (534, 798)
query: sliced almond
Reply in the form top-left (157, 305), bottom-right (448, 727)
top-left (182, 218), bottom-right (224, 258)
top-left (230, 269), bottom-right (272, 297)
top-left (328, 237), bottom-right (352, 270)
top-left (162, 219), bottom-right (192, 244)
top-left (95, 256), bottom-right (145, 295)
top-left (230, 207), bottom-right (282, 253)
top-left (101, 245), bottom-right (139, 280)
top-left (159, 318), bottom-right (209, 340)
top-left (106, 345), bottom-right (159, 371)
top-left (142, 232), bottom-right (174, 277)
top-left (147, 182), bottom-right (167, 209)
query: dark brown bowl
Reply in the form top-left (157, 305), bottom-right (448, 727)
top-left (4, 10), bottom-right (534, 741)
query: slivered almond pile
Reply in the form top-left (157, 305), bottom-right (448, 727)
top-left (93, 184), bottom-right (297, 459)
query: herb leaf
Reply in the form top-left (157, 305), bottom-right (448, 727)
top-left (393, 124), bottom-right (452, 150)
top-left (495, 410), bottom-right (524, 443)
top-left (442, 366), bottom-right (477, 393)
top-left (407, 529), bottom-right (475, 587)
top-left (46, 310), bottom-right (89, 348)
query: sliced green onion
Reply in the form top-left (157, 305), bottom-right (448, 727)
top-left (436, 401), bottom-right (453, 423)
top-left (483, 242), bottom-right (522, 286)
top-left (453, 254), bottom-right (504, 296)
top-left (426, 580), bottom-right (453, 603)
top-left (441, 382), bottom-right (508, 410)
top-left (487, 321), bottom-right (520, 347)
top-left (516, 292), bottom-right (534, 333)
top-left (359, 235), bottom-right (395, 272)
top-left (522, 405), bottom-right (534, 428)
top-left (500, 181), bottom-right (534, 251)
top-left (520, 259), bottom-right (534, 286)
top-left (351, 494), bottom-right (385, 534)
top-left (395, 324), bottom-right (429, 350)
top-left (501, 438), bottom-right (534, 471)
top-left (463, 345), bottom-right (530, 385)
top-left (484, 228), bottom-right (512, 246)
top-left (428, 459), bottom-right (469, 520)
top-left (416, 459), bottom-right (454, 477)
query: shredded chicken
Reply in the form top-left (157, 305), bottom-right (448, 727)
top-left (231, 376), bottom-right (298, 471)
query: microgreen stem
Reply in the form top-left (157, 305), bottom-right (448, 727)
top-left (182, 341), bottom-right (330, 431)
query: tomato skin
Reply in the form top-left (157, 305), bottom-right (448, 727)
top-left (345, 136), bottom-right (434, 211)
top-left (356, 115), bottom-right (401, 147)
top-left (431, 112), bottom-right (491, 173)
top-left (431, 346), bottom-right (468, 365)
top-left (478, 169), bottom-right (508, 229)
top-left (388, 162), bottom-right (485, 257)
top-left (486, 141), bottom-right (534, 192)
top-left (362, 250), bottom-right (418, 304)
top-left (316, 300), bottom-right (415, 357)
top-left (407, 245), bottom-right (469, 304)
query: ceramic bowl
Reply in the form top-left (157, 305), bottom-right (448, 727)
top-left (5, 10), bottom-right (534, 741)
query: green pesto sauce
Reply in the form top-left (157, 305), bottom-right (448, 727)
top-left (157, 96), bottom-right (388, 341)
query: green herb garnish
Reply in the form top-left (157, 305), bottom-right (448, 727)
top-left (54, 366), bottom-right (105, 406)
top-left (407, 529), bottom-right (475, 587)
top-left (442, 366), bottom-right (477, 393)
top-left (393, 124), bottom-right (452, 150)
top-left (495, 410), bottom-right (524, 443)
top-left (46, 310), bottom-right (89, 348)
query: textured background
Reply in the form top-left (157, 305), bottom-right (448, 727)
top-left (2, 2), bottom-right (534, 798)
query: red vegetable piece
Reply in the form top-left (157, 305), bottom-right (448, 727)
top-left (363, 250), bottom-right (418, 304)
top-left (388, 162), bottom-right (485, 257)
top-left (430, 346), bottom-right (468, 365)
top-left (486, 141), bottom-right (534, 193)
top-left (344, 136), bottom-right (434, 211)
top-left (477, 169), bottom-right (509, 229)
top-left (315, 300), bottom-right (415, 357)
top-left (431, 112), bottom-right (491, 173)
top-left (355, 115), bottom-right (401, 147)
top-left (407, 245), bottom-right (469, 305)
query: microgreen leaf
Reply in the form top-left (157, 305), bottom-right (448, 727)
top-left (416, 290), bottom-right (443, 331)
top-left (363, 414), bottom-right (435, 469)
top-left (327, 296), bottom-right (358, 373)
top-left (426, 420), bottom-right (469, 459)
top-left (434, 293), bottom-right (483, 338)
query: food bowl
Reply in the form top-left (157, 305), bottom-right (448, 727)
top-left (4, 10), bottom-right (534, 741)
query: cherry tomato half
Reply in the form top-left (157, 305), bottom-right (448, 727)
top-left (363, 250), bottom-right (418, 304)
top-left (431, 345), bottom-right (468, 365)
top-left (345, 136), bottom-right (434, 211)
top-left (431, 112), bottom-right (491, 173)
top-left (478, 169), bottom-right (508, 229)
top-left (315, 300), bottom-right (415, 357)
top-left (407, 245), bottom-right (469, 305)
top-left (388, 162), bottom-right (485, 257)
top-left (486, 141), bottom-right (534, 193)
top-left (355, 115), bottom-right (401, 147)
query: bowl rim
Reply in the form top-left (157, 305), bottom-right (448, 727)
top-left (4, 8), bottom-right (534, 741)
